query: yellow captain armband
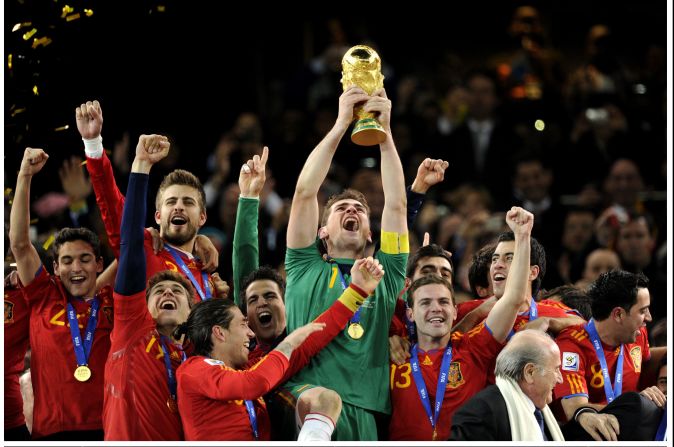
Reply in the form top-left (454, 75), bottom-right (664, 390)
top-left (380, 231), bottom-right (409, 255)
top-left (338, 285), bottom-right (368, 312)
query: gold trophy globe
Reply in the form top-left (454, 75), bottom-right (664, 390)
top-left (341, 45), bottom-right (387, 146)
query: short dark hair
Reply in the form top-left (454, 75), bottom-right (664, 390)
top-left (496, 231), bottom-right (546, 296)
top-left (239, 266), bottom-right (286, 314)
top-left (407, 275), bottom-right (454, 308)
top-left (405, 244), bottom-right (453, 278)
top-left (175, 298), bottom-right (238, 357)
top-left (53, 227), bottom-right (101, 261)
top-left (588, 270), bottom-right (649, 320)
top-left (321, 189), bottom-right (370, 227)
top-left (146, 270), bottom-right (196, 307)
top-left (155, 169), bottom-right (206, 213)
top-left (540, 285), bottom-right (592, 320)
top-left (468, 243), bottom-right (495, 297)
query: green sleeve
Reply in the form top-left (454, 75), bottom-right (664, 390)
top-left (232, 197), bottom-right (260, 306)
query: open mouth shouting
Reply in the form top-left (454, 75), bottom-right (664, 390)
top-left (170, 214), bottom-right (188, 227)
top-left (257, 310), bottom-right (273, 327)
top-left (158, 297), bottom-right (179, 312)
top-left (342, 216), bottom-right (360, 232)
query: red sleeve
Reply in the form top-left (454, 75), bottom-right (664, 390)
top-left (20, 267), bottom-right (54, 306)
top-left (112, 290), bottom-right (154, 349)
top-left (461, 322), bottom-right (505, 370)
top-left (455, 299), bottom-right (483, 324)
top-left (86, 152), bottom-right (125, 257)
top-left (553, 329), bottom-right (589, 400)
top-left (182, 352), bottom-right (289, 401)
top-left (388, 298), bottom-right (408, 338)
top-left (538, 303), bottom-right (577, 319)
top-left (281, 300), bottom-right (354, 381)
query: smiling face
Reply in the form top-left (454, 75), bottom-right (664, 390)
top-left (221, 307), bottom-right (256, 369)
top-left (617, 287), bottom-right (652, 343)
top-left (53, 240), bottom-right (103, 298)
top-left (147, 279), bottom-right (192, 330)
top-left (155, 184), bottom-right (206, 247)
top-left (320, 199), bottom-right (372, 256)
top-left (407, 283), bottom-right (456, 345)
top-left (527, 343), bottom-right (563, 409)
top-left (245, 279), bottom-right (286, 344)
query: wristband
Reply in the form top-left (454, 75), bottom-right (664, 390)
top-left (83, 135), bottom-right (103, 158)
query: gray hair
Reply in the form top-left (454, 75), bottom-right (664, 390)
top-left (495, 329), bottom-right (555, 381)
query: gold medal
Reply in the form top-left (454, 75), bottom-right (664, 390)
top-left (167, 396), bottom-right (178, 413)
top-left (432, 428), bottom-right (437, 440)
top-left (347, 323), bottom-right (364, 339)
top-left (73, 365), bottom-right (91, 382)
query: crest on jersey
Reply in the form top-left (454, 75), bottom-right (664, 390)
top-left (562, 352), bottom-right (579, 371)
top-left (447, 361), bottom-right (465, 388)
top-left (630, 346), bottom-right (642, 373)
top-left (4, 301), bottom-right (14, 324)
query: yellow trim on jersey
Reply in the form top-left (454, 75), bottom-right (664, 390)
top-left (338, 287), bottom-right (367, 312)
top-left (380, 231), bottom-right (410, 255)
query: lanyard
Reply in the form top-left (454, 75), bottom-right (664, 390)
top-left (159, 335), bottom-right (186, 401)
top-left (66, 298), bottom-right (100, 367)
top-left (507, 297), bottom-right (538, 341)
top-left (165, 245), bottom-right (211, 300)
top-left (333, 260), bottom-right (363, 326)
top-left (410, 343), bottom-right (453, 436)
top-left (586, 318), bottom-right (623, 403)
top-left (244, 399), bottom-right (259, 440)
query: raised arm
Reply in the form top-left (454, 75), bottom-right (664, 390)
top-left (76, 100), bottom-right (126, 257)
top-left (115, 135), bottom-right (170, 296)
top-left (485, 207), bottom-right (533, 342)
top-left (366, 89), bottom-right (406, 234)
top-left (9, 148), bottom-right (49, 286)
top-left (287, 87), bottom-right (370, 249)
top-left (232, 146), bottom-right (268, 304)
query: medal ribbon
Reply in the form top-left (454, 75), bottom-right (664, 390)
top-left (410, 343), bottom-right (453, 435)
top-left (66, 298), bottom-right (100, 368)
top-left (165, 245), bottom-right (211, 300)
top-left (507, 297), bottom-right (538, 341)
top-left (244, 400), bottom-right (259, 439)
top-left (159, 335), bottom-right (185, 403)
top-left (585, 318), bottom-right (623, 403)
top-left (655, 406), bottom-right (667, 441)
top-left (334, 262), bottom-right (363, 326)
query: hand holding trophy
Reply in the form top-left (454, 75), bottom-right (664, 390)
top-left (341, 45), bottom-right (387, 146)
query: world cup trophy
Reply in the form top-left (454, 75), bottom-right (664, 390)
top-left (341, 45), bottom-right (387, 146)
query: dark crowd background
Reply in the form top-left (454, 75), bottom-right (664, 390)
top-left (4, 1), bottom-right (669, 324)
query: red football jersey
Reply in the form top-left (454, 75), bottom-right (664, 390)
top-left (455, 298), bottom-right (488, 325)
top-left (103, 290), bottom-right (184, 441)
top-left (86, 152), bottom-right (211, 302)
top-left (4, 284), bottom-right (29, 429)
top-left (178, 352), bottom-right (288, 441)
top-left (554, 324), bottom-right (650, 406)
top-left (22, 268), bottom-right (114, 438)
top-left (388, 323), bottom-right (503, 440)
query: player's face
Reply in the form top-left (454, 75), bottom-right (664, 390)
top-left (156, 184), bottom-right (206, 247)
top-left (147, 280), bottom-right (191, 328)
top-left (408, 284), bottom-right (456, 341)
top-left (322, 199), bottom-right (371, 253)
top-left (223, 307), bottom-right (255, 369)
top-left (53, 240), bottom-right (103, 298)
top-left (411, 256), bottom-right (453, 284)
top-left (530, 344), bottom-right (563, 409)
top-left (619, 287), bottom-right (652, 343)
top-left (245, 279), bottom-right (286, 344)
top-left (490, 241), bottom-right (515, 299)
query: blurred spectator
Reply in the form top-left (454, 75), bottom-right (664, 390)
top-left (575, 248), bottom-right (621, 290)
top-left (648, 318), bottom-right (666, 348)
top-left (555, 208), bottom-right (597, 285)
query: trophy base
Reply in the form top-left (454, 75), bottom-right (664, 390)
top-left (351, 118), bottom-right (387, 146)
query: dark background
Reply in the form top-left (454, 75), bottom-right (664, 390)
top-left (4, 0), bottom-right (666, 197)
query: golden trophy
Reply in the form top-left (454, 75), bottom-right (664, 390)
top-left (341, 45), bottom-right (387, 146)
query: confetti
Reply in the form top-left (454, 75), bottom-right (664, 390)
top-left (61, 5), bottom-right (74, 18)
top-left (30, 218), bottom-right (39, 225)
top-left (54, 125), bottom-right (69, 132)
top-left (66, 13), bottom-right (81, 22)
top-left (7, 53), bottom-right (12, 69)
top-left (11, 107), bottom-right (26, 117)
top-left (22, 28), bottom-right (37, 40)
top-left (32, 37), bottom-right (53, 49)
top-left (5, 188), bottom-right (13, 197)
top-left (43, 234), bottom-right (55, 250)
top-left (12, 22), bottom-right (32, 32)
top-left (84, 8), bottom-right (94, 16)
top-left (32, 85), bottom-right (39, 96)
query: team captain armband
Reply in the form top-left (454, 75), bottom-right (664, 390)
top-left (338, 284), bottom-right (369, 312)
top-left (380, 231), bottom-right (409, 255)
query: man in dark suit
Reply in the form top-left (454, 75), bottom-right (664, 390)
top-left (449, 329), bottom-right (564, 441)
